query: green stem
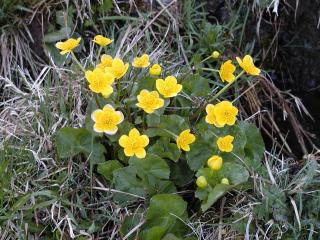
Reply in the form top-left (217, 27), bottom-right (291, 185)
top-left (117, 80), bottom-right (121, 103)
top-left (96, 46), bottom-right (103, 65)
top-left (191, 70), bottom-right (244, 121)
top-left (200, 56), bottom-right (212, 63)
top-left (71, 51), bottom-right (85, 73)
top-left (210, 71), bottom-right (244, 103)
top-left (128, 71), bottom-right (139, 97)
top-left (94, 94), bottom-right (102, 109)
top-left (149, 126), bottom-right (178, 138)
top-left (201, 68), bottom-right (219, 73)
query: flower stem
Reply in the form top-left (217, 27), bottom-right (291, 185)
top-left (96, 46), bottom-right (103, 65)
top-left (71, 51), bottom-right (85, 73)
top-left (191, 70), bottom-right (244, 121)
top-left (94, 94), bottom-right (102, 109)
top-left (116, 80), bottom-right (121, 103)
top-left (201, 68), bottom-right (219, 73)
top-left (200, 56), bottom-right (212, 63)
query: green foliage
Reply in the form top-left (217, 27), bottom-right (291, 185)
top-left (97, 160), bottom-right (123, 182)
top-left (196, 162), bottom-right (249, 211)
top-left (55, 127), bottom-right (106, 164)
top-left (140, 194), bottom-right (189, 239)
top-left (51, 17), bottom-right (266, 238)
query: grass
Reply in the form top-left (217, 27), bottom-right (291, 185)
top-left (0, 0), bottom-right (319, 239)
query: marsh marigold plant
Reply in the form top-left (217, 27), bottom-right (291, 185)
top-left (54, 35), bottom-right (265, 222)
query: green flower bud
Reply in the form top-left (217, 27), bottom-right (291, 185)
top-left (221, 178), bottom-right (230, 185)
top-left (211, 51), bottom-right (220, 59)
top-left (196, 176), bottom-right (208, 188)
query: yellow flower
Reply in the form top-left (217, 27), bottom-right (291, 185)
top-left (97, 54), bottom-right (113, 69)
top-left (236, 55), bottom-right (260, 76)
top-left (106, 58), bottom-right (129, 80)
top-left (156, 76), bottom-right (182, 98)
top-left (119, 128), bottom-right (149, 159)
top-left (91, 104), bottom-right (124, 135)
top-left (149, 64), bottom-right (161, 76)
top-left (205, 104), bottom-right (223, 128)
top-left (176, 129), bottom-right (196, 152)
top-left (207, 155), bottom-right (223, 171)
top-left (85, 68), bottom-right (115, 98)
top-left (205, 101), bottom-right (238, 128)
top-left (219, 60), bottom-right (236, 83)
top-left (217, 135), bottom-right (234, 152)
top-left (93, 35), bottom-right (113, 47)
top-left (211, 51), bottom-right (220, 59)
top-left (196, 176), bottom-right (208, 188)
top-left (216, 101), bottom-right (238, 127)
top-left (132, 54), bottom-right (150, 68)
top-left (221, 178), bottom-right (230, 185)
top-left (55, 37), bottom-right (81, 55)
top-left (136, 90), bottom-right (164, 113)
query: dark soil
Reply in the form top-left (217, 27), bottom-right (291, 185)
top-left (260, 0), bottom-right (320, 156)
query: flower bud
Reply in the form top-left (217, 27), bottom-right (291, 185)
top-left (207, 155), bottom-right (223, 171)
top-left (196, 176), bottom-right (208, 188)
top-left (221, 178), bottom-right (230, 185)
top-left (211, 51), bottom-right (220, 59)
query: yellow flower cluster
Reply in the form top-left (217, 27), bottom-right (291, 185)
top-left (198, 55), bottom-right (262, 188)
top-left (219, 55), bottom-right (260, 83)
top-left (136, 75), bottom-right (182, 113)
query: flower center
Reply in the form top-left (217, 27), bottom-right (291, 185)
top-left (103, 114), bottom-right (114, 126)
top-left (130, 138), bottom-right (139, 149)
top-left (223, 110), bottom-right (231, 119)
top-left (144, 97), bottom-right (156, 107)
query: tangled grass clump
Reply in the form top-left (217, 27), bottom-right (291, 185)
top-left (54, 35), bottom-right (265, 239)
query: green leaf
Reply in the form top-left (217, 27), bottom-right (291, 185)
top-left (130, 154), bottom-right (170, 180)
top-left (140, 194), bottom-right (188, 239)
top-left (219, 162), bottom-right (250, 185)
top-left (162, 233), bottom-right (182, 240)
top-left (55, 127), bottom-right (106, 163)
top-left (238, 122), bottom-right (265, 173)
top-left (197, 162), bottom-right (250, 211)
top-left (201, 184), bottom-right (233, 212)
top-left (43, 27), bottom-right (72, 43)
top-left (129, 154), bottom-right (175, 194)
top-left (168, 160), bottom-right (194, 187)
top-left (113, 166), bottom-right (146, 203)
top-left (180, 73), bottom-right (210, 96)
top-left (119, 211), bottom-right (144, 239)
top-left (97, 160), bottom-right (123, 182)
top-left (146, 114), bottom-right (189, 137)
top-left (186, 137), bottom-right (216, 171)
top-left (148, 137), bottom-right (181, 162)
top-left (133, 76), bottom-right (156, 95)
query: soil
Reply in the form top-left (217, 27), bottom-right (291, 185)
top-left (260, 0), bottom-right (320, 156)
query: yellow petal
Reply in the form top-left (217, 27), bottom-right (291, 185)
top-left (129, 128), bottom-right (140, 138)
top-left (119, 135), bottom-right (129, 148)
top-left (135, 148), bottom-right (146, 159)
top-left (124, 148), bottom-right (135, 157)
top-left (139, 135), bottom-right (149, 147)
